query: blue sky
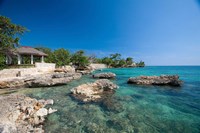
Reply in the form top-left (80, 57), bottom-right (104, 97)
top-left (0, 0), bottom-right (200, 65)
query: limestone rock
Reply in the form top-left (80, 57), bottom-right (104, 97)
top-left (89, 63), bottom-right (107, 70)
top-left (48, 108), bottom-right (57, 114)
top-left (0, 94), bottom-right (57, 133)
top-left (71, 79), bottom-right (118, 102)
top-left (93, 72), bottom-right (116, 79)
top-left (45, 99), bottom-right (54, 105)
top-left (26, 73), bottom-right (81, 88)
top-left (0, 72), bottom-right (82, 89)
top-left (36, 108), bottom-right (48, 117)
top-left (0, 123), bottom-right (17, 133)
top-left (54, 65), bottom-right (75, 73)
top-left (127, 75), bottom-right (182, 86)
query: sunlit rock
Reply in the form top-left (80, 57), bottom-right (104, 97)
top-left (92, 72), bottom-right (116, 79)
top-left (128, 75), bottom-right (182, 86)
top-left (71, 79), bottom-right (118, 102)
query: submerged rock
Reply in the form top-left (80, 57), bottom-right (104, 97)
top-left (100, 97), bottom-right (124, 113)
top-left (92, 72), bottom-right (116, 79)
top-left (127, 75), bottom-right (182, 86)
top-left (71, 79), bottom-right (118, 102)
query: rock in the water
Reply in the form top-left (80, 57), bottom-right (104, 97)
top-left (36, 108), bottom-right (48, 117)
top-left (48, 108), bottom-right (57, 114)
top-left (92, 72), bottom-right (116, 79)
top-left (27, 73), bottom-right (82, 88)
top-left (71, 79), bottom-right (118, 102)
top-left (45, 99), bottom-right (54, 105)
top-left (101, 97), bottom-right (124, 113)
top-left (127, 75), bottom-right (182, 86)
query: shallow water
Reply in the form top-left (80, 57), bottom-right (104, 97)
top-left (2, 66), bottom-right (200, 133)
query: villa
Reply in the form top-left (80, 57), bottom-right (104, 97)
top-left (6, 46), bottom-right (47, 65)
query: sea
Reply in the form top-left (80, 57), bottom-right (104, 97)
top-left (2, 66), bottom-right (200, 133)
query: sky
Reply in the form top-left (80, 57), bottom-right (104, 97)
top-left (0, 0), bottom-right (200, 65)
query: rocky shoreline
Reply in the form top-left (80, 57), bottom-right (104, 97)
top-left (128, 75), bottom-right (182, 86)
top-left (0, 69), bottom-right (184, 132)
top-left (0, 72), bottom-right (82, 89)
top-left (0, 94), bottom-right (57, 133)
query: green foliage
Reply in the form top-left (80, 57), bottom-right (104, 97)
top-left (93, 58), bottom-right (102, 63)
top-left (101, 53), bottom-right (127, 68)
top-left (110, 53), bottom-right (121, 61)
top-left (101, 57), bottom-right (113, 67)
top-left (98, 53), bottom-right (145, 68)
top-left (71, 50), bottom-right (89, 69)
top-left (22, 55), bottom-right (31, 64)
top-left (126, 57), bottom-right (133, 66)
top-left (0, 16), bottom-right (27, 52)
top-left (35, 47), bottom-right (71, 67)
top-left (0, 53), bottom-right (6, 69)
top-left (119, 59), bottom-right (126, 67)
top-left (35, 47), bottom-right (54, 63)
top-left (136, 61), bottom-right (145, 67)
top-left (52, 48), bottom-right (71, 67)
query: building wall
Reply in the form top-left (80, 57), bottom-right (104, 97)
top-left (0, 63), bottom-right (56, 80)
top-left (89, 63), bottom-right (107, 70)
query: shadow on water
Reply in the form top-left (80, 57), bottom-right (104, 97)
top-left (68, 92), bottom-right (126, 114)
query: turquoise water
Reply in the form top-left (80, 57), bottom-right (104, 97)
top-left (3, 66), bottom-right (200, 133)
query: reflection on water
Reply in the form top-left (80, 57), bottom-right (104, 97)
top-left (2, 66), bottom-right (200, 133)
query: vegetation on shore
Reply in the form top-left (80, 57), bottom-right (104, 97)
top-left (0, 16), bottom-right (27, 52)
top-left (33, 47), bottom-right (145, 69)
top-left (0, 15), bottom-right (145, 70)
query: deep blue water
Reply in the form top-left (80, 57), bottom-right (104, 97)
top-left (2, 66), bottom-right (200, 133)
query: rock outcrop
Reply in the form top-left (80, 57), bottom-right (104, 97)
top-left (71, 79), bottom-right (118, 102)
top-left (0, 72), bottom-right (82, 89)
top-left (92, 72), bottom-right (116, 79)
top-left (127, 75), bottom-right (182, 86)
top-left (27, 73), bottom-right (82, 88)
top-left (0, 94), bottom-right (57, 133)
top-left (77, 70), bottom-right (92, 75)
top-left (89, 63), bottom-right (107, 70)
top-left (54, 65), bottom-right (75, 73)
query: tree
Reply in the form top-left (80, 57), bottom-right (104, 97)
top-left (71, 50), bottom-right (89, 69)
top-left (110, 53), bottom-right (121, 61)
top-left (136, 61), bottom-right (145, 67)
top-left (0, 53), bottom-right (6, 69)
top-left (101, 57), bottom-right (113, 67)
top-left (94, 58), bottom-right (102, 63)
top-left (35, 47), bottom-right (54, 63)
top-left (126, 57), bottom-right (134, 66)
top-left (52, 48), bottom-right (71, 66)
top-left (118, 59), bottom-right (126, 67)
top-left (0, 16), bottom-right (27, 53)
